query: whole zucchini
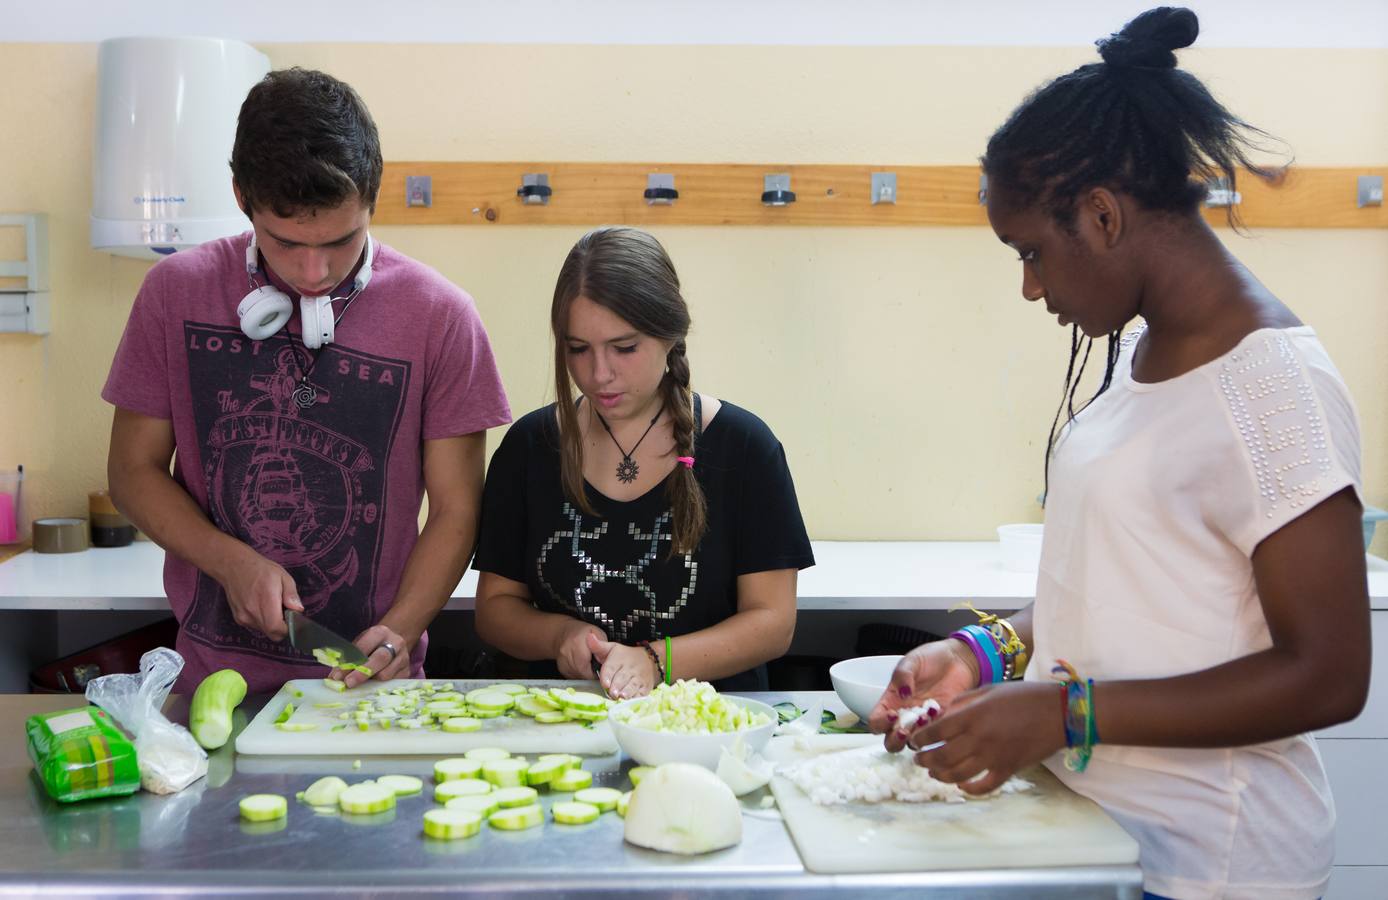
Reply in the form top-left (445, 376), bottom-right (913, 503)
top-left (189, 669), bottom-right (248, 750)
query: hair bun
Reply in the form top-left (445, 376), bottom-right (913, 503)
top-left (1096, 6), bottom-right (1199, 69)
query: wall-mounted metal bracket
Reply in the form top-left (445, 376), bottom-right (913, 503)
top-left (644, 174), bottom-right (678, 206)
top-left (761, 174), bottom-right (795, 206)
top-left (405, 175), bottom-right (432, 208)
top-left (517, 173), bottom-right (552, 205)
top-left (1357, 175), bottom-right (1383, 208)
top-left (871, 172), bottom-right (897, 205)
top-left (0, 214), bottom-right (49, 334)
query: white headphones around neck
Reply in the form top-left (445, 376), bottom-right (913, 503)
top-left (236, 232), bottom-right (375, 350)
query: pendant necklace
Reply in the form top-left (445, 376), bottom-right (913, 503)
top-left (283, 288), bottom-right (367, 410)
top-left (594, 406), bottom-right (662, 484)
top-left (285, 329), bottom-right (324, 409)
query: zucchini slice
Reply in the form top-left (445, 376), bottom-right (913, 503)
top-left (434, 779), bottom-right (492, 802)
top-left (423, 808), bottom-right (483, 840)
top-left (239, 794), bottom-right (287, 822)
top-left (488, 804), bottom-right (543, 831)
top-left (552, 801), bottom-right (600, 825)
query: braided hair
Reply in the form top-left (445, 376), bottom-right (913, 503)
top-left (980, 6), bottom-right (1283, 500)
top-left (551, 227), bottom-right (707, 555)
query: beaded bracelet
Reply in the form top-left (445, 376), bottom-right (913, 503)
top-left (987, 616), bottom-right (1030, 679)
top-left (637, 640), bottom-right (666, 685)
top-left (1051, 659), bottom-right (1098, 773)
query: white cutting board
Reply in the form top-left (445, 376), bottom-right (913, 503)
top-left (766, 734), bottom-right (1139, 874)
top-left (235, 678), bottom-right (619, 756)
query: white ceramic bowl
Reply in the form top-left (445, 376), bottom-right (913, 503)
top-left (608, 695), bottom-right (778, 770)
top-left (829, 654), bottom-right (902, 721)
top-left (997, 523), bottom-right (1044, 572)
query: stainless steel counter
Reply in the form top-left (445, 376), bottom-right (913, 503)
top-left (0, 692), bottom-right (1142, 898)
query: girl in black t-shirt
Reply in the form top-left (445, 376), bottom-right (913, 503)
top-left (473, 227), bottom-right (813, 696)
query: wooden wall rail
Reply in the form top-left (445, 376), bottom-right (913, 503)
top-left (374, 163), bottom-right (1388, 229)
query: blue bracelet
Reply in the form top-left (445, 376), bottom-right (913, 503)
top-left (961, 624), bottom-right (1005, 684)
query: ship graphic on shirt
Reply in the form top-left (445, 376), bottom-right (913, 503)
top-left (182, 324), bottom-right (409, 662)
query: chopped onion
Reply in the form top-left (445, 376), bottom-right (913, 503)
top-left (715, 735), bottom-right (773, 797)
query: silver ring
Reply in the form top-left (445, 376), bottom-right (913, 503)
top-left (379, 641), bottom-right (398, 662)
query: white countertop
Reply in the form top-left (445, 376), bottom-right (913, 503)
top-left (1, 539), bottom-right (1385, 612)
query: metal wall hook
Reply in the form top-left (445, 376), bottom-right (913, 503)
top-left (405, 175), bottom-right (432, 208)
top-left (644, 174), bottom-right (678, 206)
top-left (871, 173), bottom-right (897, 206)
top-left (517, 173), bottom-right (552, 205)
top-left (1358, 175), bottom-right (1383, 208)
top-left (761, 174), bottom-right (795, 206)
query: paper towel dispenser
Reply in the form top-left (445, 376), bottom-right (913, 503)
top-left (90, 36), bottom-right (270, 259)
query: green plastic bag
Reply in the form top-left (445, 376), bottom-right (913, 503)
top-left (26, 706), bottom-right (140, 803)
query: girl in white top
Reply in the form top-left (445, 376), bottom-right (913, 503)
top-left (869, 8), bottom-right (1370, 900)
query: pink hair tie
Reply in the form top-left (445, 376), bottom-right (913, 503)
top-left (676, 456), bottom-right (695, 469)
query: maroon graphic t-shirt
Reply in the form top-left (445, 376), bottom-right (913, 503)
top-left (102, 233), bottom-right (511, 692)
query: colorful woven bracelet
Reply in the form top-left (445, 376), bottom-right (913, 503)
top-left (988, 617), bottom-right (1030, 678)
top-left (1051, 659), bottom-right (1098, 773)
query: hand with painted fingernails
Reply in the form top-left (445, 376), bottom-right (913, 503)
top-left (869, 638), bottom-right (980, 751)
top-left (900, 681), bottom-right (1067, 795)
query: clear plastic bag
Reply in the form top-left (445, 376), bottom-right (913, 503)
top-left (85, 648), bottom-right (208, 795)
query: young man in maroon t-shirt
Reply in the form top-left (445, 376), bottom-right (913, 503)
top-left (103, 68), bottom-right (511, 693)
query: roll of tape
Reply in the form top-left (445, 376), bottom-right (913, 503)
top-left (33, 517), bottom-right (89, 554)
top-left (88, 490), bottom-right (120, 518)
top-left (88, 490), bottom-right (135, 547)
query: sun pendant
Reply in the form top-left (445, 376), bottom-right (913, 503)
top-left (292, 382), bottom-right (318, 409)
top-left (615, 457), bottom-right (639, 484)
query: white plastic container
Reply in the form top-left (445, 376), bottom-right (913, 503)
top-left (996, 523), bottom-right (1044, 573)
top-left (90, 37), bottom-right (270, 259)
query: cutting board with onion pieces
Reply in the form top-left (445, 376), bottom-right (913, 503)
top-left (765, 734), bottom-right (1138, 874)
top-left (235, 679), bottom-right (618, 756)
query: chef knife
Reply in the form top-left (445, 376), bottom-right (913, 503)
top-left (285, 609), bottom-right (369, 667)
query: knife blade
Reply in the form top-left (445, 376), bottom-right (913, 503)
top-left (591, 657), bottom-right (609, 698)
top-left (285, 610), bottom-right (369, 667)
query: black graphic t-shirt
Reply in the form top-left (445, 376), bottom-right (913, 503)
top-left (474, 400), bottom-right (814, 691)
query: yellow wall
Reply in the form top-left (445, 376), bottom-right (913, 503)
top-left (1, 43), bottom-right (1385, 553)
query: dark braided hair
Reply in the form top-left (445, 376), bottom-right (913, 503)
top-left (551, 227), bottom-right (707, 556)
top-left (980, 6), bottom-right (1284, 501)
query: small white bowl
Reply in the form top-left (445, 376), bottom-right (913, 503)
top-left (829, 655), bottom-right (902, 721)
top-left (997, 523), bottom-right (1044, 572)
top-left (608, 695), bottom-right (777, 771)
